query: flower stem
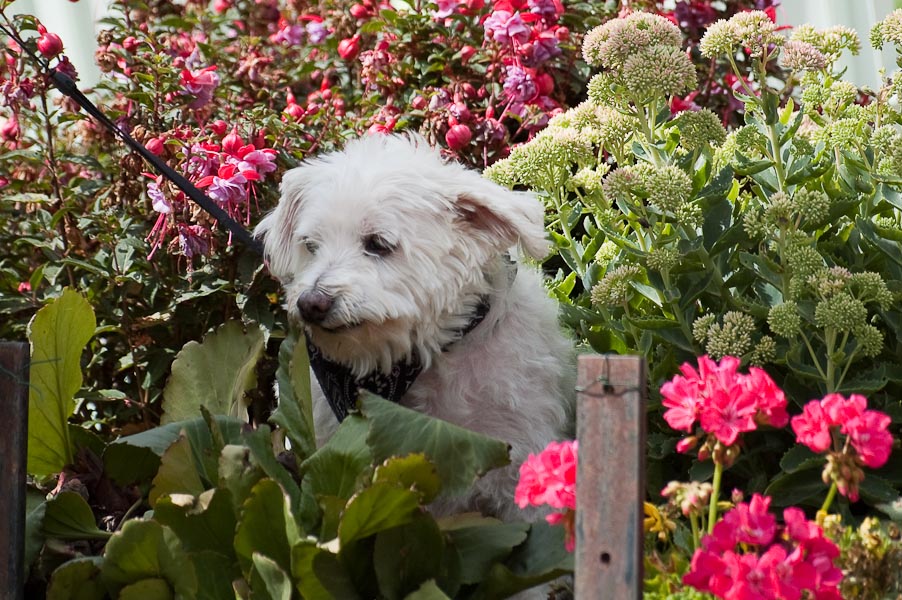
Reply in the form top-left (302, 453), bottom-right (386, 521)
top-left (690, 512), bottom-right (700, 551)
top-left (707, 460), bottom-right (724, 534)
top-left (820, 481), bottom-right (838, 515)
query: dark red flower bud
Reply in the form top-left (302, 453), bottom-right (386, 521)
top-left (338, 35), bottom-right (361, 61)
top-left (459, 45), bottom-right (476, 64)
top-left (146, 137), bottom-right (165, 155)
top-left (410, 95), bottom-right (427, 110)
top-left (445, 124), bottom-right (471, 151)
top-left (350, 4), bottom-right (370, 19)
top-left (37, 28), bottom-right (64, 58)
top-left (222, 129), bottom-right (243, 155)
top-left (210, 120), bottom-right (228, 136)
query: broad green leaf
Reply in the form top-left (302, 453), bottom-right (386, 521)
top-left (234, 478), bottom-right (301, 577)
top-left (311, 548), bottom-right (361, 599)
top-left (374, 513), bottom-right (447, 599)
top-left (118, 578), bottom-right (173, 600)
top-left (291, 543), bottom-right (346, 600)
top-left (153, 488), bottom-right (237, 557)
top-left (101, 520), bottom-right (198, 599)
top-left (27, 288), bottom-right (96, 476)
top-left (361, 393), bottom-right (510, 497)
top-left (192, 551), bottom-right (240, 600)
top-left (441, 515), bottom-right (528, 584)
top-left (338, 482), bottom-right (420, 548)
top-left (876, 496), bottom-right (902, 522)
top-left (149, 435), bottom-right (206, 508)
top-left (46, 557), bottom-right (105, 600)
top-left (251, 553), bottom-right (293, 600)
top-left (25, 489), bottom-right (47, 575)
top-left (403, 580), bottom-right (451, 600)
top-left (271, 331), bottom-right (316, 460)
top-left (373, 454), bottom-right (441, 504)
top-left (42, 491), bottom-right (111, 541)
top-left (243, 426), bottom-right (303, 512)
top-left (161, 321), bottom-right (265, 423)
top-left (764, 469), bottom-right (828, 506)
top-left (102, 440), bottom-right (162, 486)
top-left (859, 474), bottom-right (899, 504)
top-left (110, 416), bottom-right (246, 458)
top-left (779, 444), bottom-right (823, 474)
top-left (218, 444), bottom-right (266, 510)
top-left (302, 415), bottom-right (373, 501)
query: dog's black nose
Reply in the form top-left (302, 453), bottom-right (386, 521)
top-left (297, 290), bottom-right (334, 323)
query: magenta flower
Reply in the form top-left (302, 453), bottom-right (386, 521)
top-left (502, 65), bottom-right (538, 104)
top-left (431, 0), bottom-right (460, 19)
top-left (515, 440), bottom-right (577, 552)
top-left (684, 495), bottom-right (843, 600)
top-left (483, 10), bottom-right (531, 45)
top-left (790, 401), bottom-right (832, 453)
top-left (846, 410), bottom-right (893, 468)
top-left (662, 356), bottom-right (787, 449)
top-left (179, 65), bottom-right (220, 108)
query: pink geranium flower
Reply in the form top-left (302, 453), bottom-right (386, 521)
top-left (790, 401), bottom-right (832, 453)
top-left (662, 356), bottom-right (787, 449)
top-left (514, 440), bottom-right (577, 551)
top-left (845, 410), bottom-right (893, 468)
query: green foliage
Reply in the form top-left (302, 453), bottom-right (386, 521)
top-left (160, 321), bottom-right (266, 424)
top-left (25, 313), bottom-right (564, 598)
top-left (488, 12), bottom-right (902, 514)
top-left (26, 288), bottom-right (95, 477)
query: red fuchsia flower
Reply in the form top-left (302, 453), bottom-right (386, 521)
top-left (0, 115), bottom-right (20, 142)
top-left (17, 281), bottom-right (31, 294)
top-left (36, 24), bottom-right (64, 58)
top-left (196, 163), bottom-right (257, 208)
top-left (684, 494), bottom-right (842, 600)
top-left (179, 65), bottom-right (220, 109)
top-left (515, 440), bottom-right (577, 552)
top-left (483, 10), bottom-right (531, 45)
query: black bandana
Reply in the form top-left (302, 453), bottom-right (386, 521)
top-left (306, 299), bottom-right (491, 421)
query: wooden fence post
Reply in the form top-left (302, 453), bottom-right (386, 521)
top-left (0, 342), bottom-right (29, 600)
top-left (575, 354), bottom-right (647, 600)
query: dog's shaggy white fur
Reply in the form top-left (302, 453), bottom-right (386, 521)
top-left (255, 134), bottom-right (574, 521)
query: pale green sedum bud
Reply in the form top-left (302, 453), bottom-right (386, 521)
top-left (646, 247), bottom-right (681, 272)
top-left (622, 45), bottom-right (697, 100)
top-left (854, 324), bottom-right (884, 357)
top-left (814, 293), bottom-right (867, 332)
top-left (583, 12), bottom-right (682, 70)
top-left (677, 109), bottom-right (727, 151)
top-left (591, 264), bottom-right (641, 307)
top-left (703, 311), bottom-right (756, 359)
top-left (692, 314), bottom-right (717, 344)
top-left (870, 9), bottom-right (902, 50)
top-left (768, 302), bottom-right (801, 338)
top-left (750, 335), bottom-right (777, 366)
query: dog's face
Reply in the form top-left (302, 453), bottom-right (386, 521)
top-left (254, 134), bottom-right (548, 373)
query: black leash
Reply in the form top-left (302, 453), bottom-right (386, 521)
top-left (0, 21), bottom-right (264, 256)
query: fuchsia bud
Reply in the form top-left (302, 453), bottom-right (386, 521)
top-left (284, 103), bottom-right (304, 120)
top-left (1, 116), bottom-right (20, 141)
top-left (122, 36), bottom-right (139, 53)
top-left (338, 35), bottom-right (361, 61)
top-left (146, 137), bottom-right (165, 155)
top-left (222, 129), bottom-right (242, 154)
top-left (350, 4), bottom-right (371, 19)
top-left (209, 120), bottom-right (228, 136)
top-left (36, 25), bottom-right (64, 58)
top-left (410, 95), bottom-right (427, 110)
top-left (445, 124), bottom-right (471, 151)
top-left (459, 45), bottom-right (476, 63)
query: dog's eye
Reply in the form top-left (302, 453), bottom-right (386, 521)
top-left (363, 234), bottom-right (395, 257)
top-left (303, 239), bottom-right (318, 255)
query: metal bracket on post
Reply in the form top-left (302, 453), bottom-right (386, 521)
top-left (0, 341), bottom-right (29, 600)
top-left (574, 354), bottom-right (647, 600)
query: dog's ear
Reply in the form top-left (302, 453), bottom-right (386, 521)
top-left (254, 166), bottom-right (307, 281)
top-left (453, 178), bottom-right (549, 260)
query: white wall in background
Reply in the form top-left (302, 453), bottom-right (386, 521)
top-left (9, 0), bottom-right (107, 86)
top-left (5, 0), bottom-right (901, 89)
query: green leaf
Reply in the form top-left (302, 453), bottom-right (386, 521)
top-left (403, 580), bottom-right (451, 600)
top-left (361, 393), bottom-right (510, 497)
top-left (153, 488), bottom-right (237, 557)
top-left (192, 551), bottom-right (241, 600)
top-left (374, 513), bottom-right (448, 599)
top-left (338, 482), bottom-right (421, 548)
top-left (441, 514), bottom-right (528, 584)
top-left (859, 474), bottom-right (899, 504)
top-left (101, 520), bottom-right (198, 599)
top-left (46, 557), bottom-right (105, 600)
top-left (27, 288), bottom-right (96, 476)
top-left (271, 331), bottom-right (316, 460)
top-left (218, 444), bottom-right (266, 510)
top-left (779, 444), bottom-right (823, 474)
top-left (119, 578), bottom-right (173, 600)
top-left (764, 469), bottom-right (828, 506)
top-left (149, 435), bottom-right (206, 508)
top-left (25, 489), bottom-right (47, 575)
top-left (243, 426), bottom-right (303, 512)
top-left (302, 415), bottom-right (374, 501)
top-left (251, 553), bottom-right (293, 600)
top-left (42, 492), bottom-right (111, 541)
top-left (161, 321), bottom-right (265, 423)
top-left (234, 478), bottom-right (301, 577)
top-left (291, 543), bottom-right (353, 600)
top-left (373, 453), bottom-right (441, 504)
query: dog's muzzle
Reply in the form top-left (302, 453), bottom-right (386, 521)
top-left (297, 290), bottom-right (334, 324)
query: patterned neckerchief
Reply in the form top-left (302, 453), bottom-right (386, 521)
top-left (305, 298), bottom-right (492, 421)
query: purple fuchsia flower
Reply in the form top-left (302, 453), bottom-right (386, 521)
top-left (502, 65), bottom-right (538, 103)
top-left (431, 0), bottom-right (461, 19)
top-left (270, 17), bottom-right (305, 45)
top-left (305, 20), bottom-right (329, 44)
top-left (180, 65), bottom-right (220, 108)
top-left (483, 10), bottom-right (531, 45)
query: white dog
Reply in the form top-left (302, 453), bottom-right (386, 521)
top-left (254, 134), bottom-right (574, 522)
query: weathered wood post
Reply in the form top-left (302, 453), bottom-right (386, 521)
top-left (575, 354), bottom-right (647, 599)
top-left (0, 342), bottom-right (29, 600)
